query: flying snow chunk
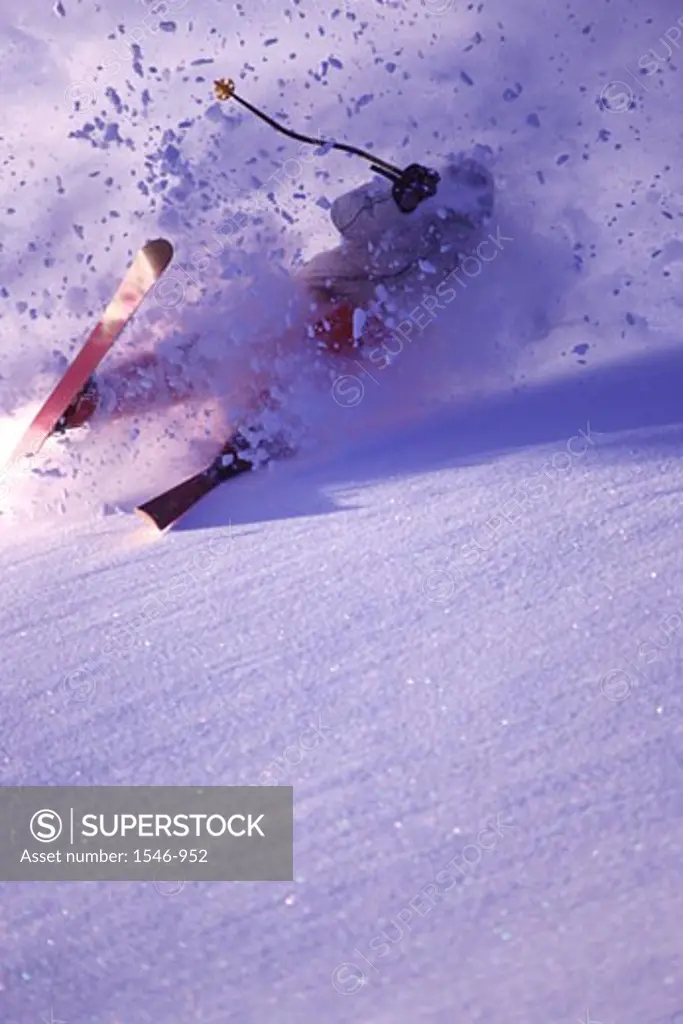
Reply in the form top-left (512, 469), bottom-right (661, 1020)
top-left (53, 0), bottom-right (66, 15)
top-left (105, 88), bottom-right (124, 115)
top-left (503, 84), bottom-right (523, 102)
top-left (103, 124), bottom-right (124, 145)
top-left (352, 308), bottom-right (367, 342)
top-left (354, 94), bottom-right (374, 113)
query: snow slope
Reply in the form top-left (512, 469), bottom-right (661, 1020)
top-left (1, 0), bottom-right (683, 1022)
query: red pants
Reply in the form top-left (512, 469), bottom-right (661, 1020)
top-left (80, 301), bottom-right (390, 425)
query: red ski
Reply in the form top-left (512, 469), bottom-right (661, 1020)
top-left (136, 439), bottom-right (256, 530)
top-left (135, 304), bottom-right (390, 531)
top-left (136, 426), bottom-right (297, 531)
top-left (6, 238), bottom-right (173, 468)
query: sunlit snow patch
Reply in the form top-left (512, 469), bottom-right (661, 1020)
top-left (0, 404), bottom-right (40, 467)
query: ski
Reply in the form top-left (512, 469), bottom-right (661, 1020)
top-left (136, 446), bottom-right (251, 530)
top-left (136, 425), bottom-right (296, 530)
top-left (134, 305), bottom-right (389, 531)
top-left (6, 238), bottom-right (174, 468)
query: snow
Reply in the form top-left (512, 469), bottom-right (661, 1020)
top-left (2, 0), bottom-right (683, 1022)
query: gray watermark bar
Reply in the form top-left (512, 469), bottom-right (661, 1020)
top-left (0, 786), bottom-right (293, 881)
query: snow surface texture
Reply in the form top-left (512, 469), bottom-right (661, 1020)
top-left (1, 0), bottom-right (683, 1022)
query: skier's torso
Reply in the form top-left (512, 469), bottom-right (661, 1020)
top-left (299, 148), bottom-right (495, 302)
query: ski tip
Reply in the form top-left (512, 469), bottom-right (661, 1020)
top-left (134, 506), bottom-right (168, 531)
top-left (143, 238), bottom-right (174, 273)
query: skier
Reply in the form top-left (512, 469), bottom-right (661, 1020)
top-left (57, 145), bottom-right (494, 432)
top-left (6, 80), bottom-right (497, 525)
top-left (294, 145), bottom-right (495, 351)
top-left (137, 145), bottom-right (496, 528)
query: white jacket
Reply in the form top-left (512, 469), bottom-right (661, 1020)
top-left (298, 148), bottom-right (495, 303)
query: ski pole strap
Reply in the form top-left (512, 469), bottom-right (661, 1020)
top-left (213, 78), bottom-right (440, 213)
